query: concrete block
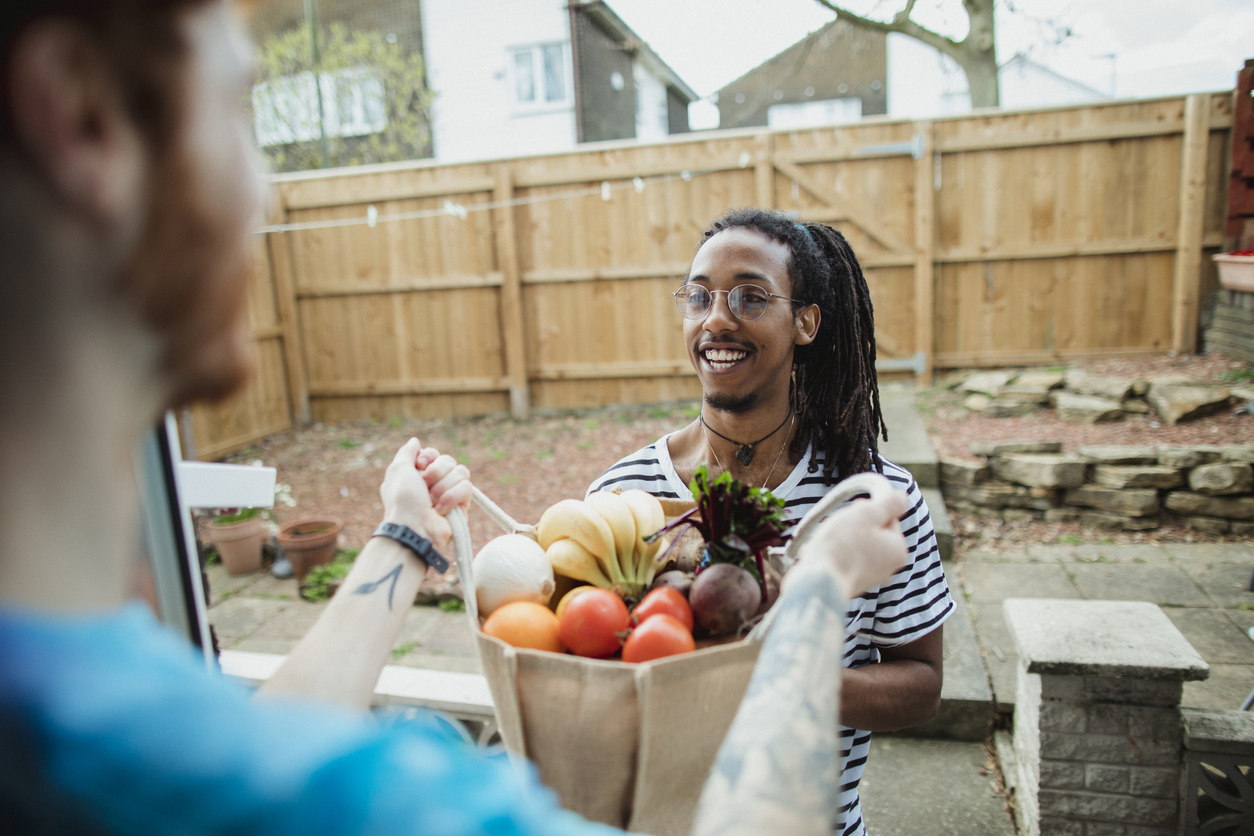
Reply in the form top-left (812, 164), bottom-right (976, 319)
top-left (1188, 462), bottom-right (1254, 495)
top-left (1181, 706), bottom-right (1254, 755)
top-left (1084, 763), bottom-right (1130, 793)
top-left (1040, 700), bottom-right (1087, 733)
top-left (1039, 731), bottom-right (1179, 766)
top-left (1065, 486), bottom-right (1159, 516)
top-left (1039, 817), bottom-right (1084, 836)
top-left (1086, 825), bottom-right (1128, 836)
top-left (1085, 703), bottom-right (1130, 735)
top-left (1077, 445), bottom-right (1158, 465)
top-left (1164, 491), bottom-right (1254, 520)
top-left (1128, 766), bottom-right (1176, 798)
top-left (1091, 465), bottom-right (1183, 490)
top-left (1156, 444), bottom-right (1225, 469)
top-left (969, 439), bottom-right (1063, 457)
top-left (1038, 789), bottom-right (1176, 826)
top-left (1124, 705), bottom-right (1182, 738)
top-left (1040, 760), bottom-right (1085, 789)
top-left (996, 454), bottom-right (1088, 488)
top-left (1003, 599), bottom-right (1209, 682)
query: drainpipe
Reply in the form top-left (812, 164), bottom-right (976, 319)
top-left (567, 1), bottom-right (584, 144)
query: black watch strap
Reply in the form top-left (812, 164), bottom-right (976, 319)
top-left (371, 522), bottom-right (449, 573)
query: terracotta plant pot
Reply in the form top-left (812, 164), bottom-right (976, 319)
top-left (278, 519), bottom-right (343, 582)
top-left (206, 516), bottom-right (264, 576)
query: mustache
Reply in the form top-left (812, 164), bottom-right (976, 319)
top-left (696, 337), bottom-right (754, 352)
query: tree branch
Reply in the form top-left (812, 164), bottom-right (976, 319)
top-left (812, 0), bottom-right (963, 59)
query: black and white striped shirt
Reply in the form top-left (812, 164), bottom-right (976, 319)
top-left (587, 434), bottom-right (954, 836)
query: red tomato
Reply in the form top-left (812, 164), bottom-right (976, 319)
top-left (632, 587), bottom-right (694, 632)
top-left (559, 588), bottom-right (630, 658)
top-left (622, 614), bottom-right (696, 663)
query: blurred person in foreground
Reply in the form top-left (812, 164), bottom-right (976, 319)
top-left (0, 1), bottom-right (909, 833)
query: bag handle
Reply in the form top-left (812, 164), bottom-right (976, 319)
top-left (746, 471), bottom-right (895, 642)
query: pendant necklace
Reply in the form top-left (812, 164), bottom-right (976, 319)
top-left (704, 414), bottom-right (794, 490)
top-left (699, 410), bottom-right (792, 466)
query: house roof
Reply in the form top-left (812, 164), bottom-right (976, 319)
top-left (571, 1), bottom-right (698, 102)
top-left (999, 52), bottom-right (1110, 99)
top-left (716, 17), bottom-right (844, 95)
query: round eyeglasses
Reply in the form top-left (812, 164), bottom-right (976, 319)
top-left (672, 284), bottom-right (799, 322)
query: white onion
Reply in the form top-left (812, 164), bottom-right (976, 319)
top-left (473, 534), bottom-right (556, 617)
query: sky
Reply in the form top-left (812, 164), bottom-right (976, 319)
top-left (607, 0), bottom-right (1253, 102)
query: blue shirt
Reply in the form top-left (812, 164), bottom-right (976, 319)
top-left (0, 603), bottom-right (615, 835)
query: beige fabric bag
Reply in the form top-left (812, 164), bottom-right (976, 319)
top-left (450, 474), bottom-right (890, 835)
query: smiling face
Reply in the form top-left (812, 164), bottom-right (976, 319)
top-left (684, 227), bottom-right (819, 415)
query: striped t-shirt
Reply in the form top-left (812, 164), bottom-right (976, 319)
top-left (587, 434), bottom-right (954, 836)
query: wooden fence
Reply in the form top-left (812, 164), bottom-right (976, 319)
top-left (188, 91), bottom-right (1234, 461)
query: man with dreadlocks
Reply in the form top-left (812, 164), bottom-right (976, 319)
top-left (588, 207), bottom-right (954, 836)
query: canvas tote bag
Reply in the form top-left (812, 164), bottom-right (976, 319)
top-left (448, 473), bottom-right (891, 836)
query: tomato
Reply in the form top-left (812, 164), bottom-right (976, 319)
top-left (559, 588), bottom-right (630, 658)
top-left (621, 614), bottom-right (696, 663)
top-left (554, 585), bottom-right (595, 620)
top-left (632, 587), bottom-right (694, 632)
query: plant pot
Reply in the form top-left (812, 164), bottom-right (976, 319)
top-left (206, 516), bottom-right (264, 576)
top-left (1214, 254), bottom-right (1254, 293)
top-left (278, 519), bottom-right (343, 582)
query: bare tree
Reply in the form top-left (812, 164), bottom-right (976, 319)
top-left (812, 0), bottom-right (1000, 108)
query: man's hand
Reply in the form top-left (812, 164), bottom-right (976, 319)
top-left (380, 438), bottom-right (471, 553)
top-left (783, 489), bottom-right (909, 602)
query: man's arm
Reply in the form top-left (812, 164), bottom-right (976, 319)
top-left (257, 439), bottom-right (470, 710)
top-left (839, 627), bottom-right (944, 731)
top-left (693, 490), bottom-right (909, 836)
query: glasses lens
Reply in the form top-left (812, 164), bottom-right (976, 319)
top-left (729, 286), bottom-right (770, 320)
top-left (675, 285), bottom-right (711, 319)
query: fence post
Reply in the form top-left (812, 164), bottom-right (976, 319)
top-left (1171, 93), bottom-right (1211, 355)
top-left (493, 166), bottom-right (531, 419)
top-left (754, 133), bottom-right (775, 209)
top-left (268, 195), bottom-right (311, 425)
top-left (913, 121), bottom-right (935, 385)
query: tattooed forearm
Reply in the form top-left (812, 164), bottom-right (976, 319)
top-left (352, 564), bottom-right (403, 610)
top-left (692, 569), bottom-right (848, 836)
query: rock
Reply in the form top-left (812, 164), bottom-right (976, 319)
top-left (1164, 492), bottom-right (1254, 520)
top-left (1078, 510), bottom-right (1161, 531)
top-left (1121, 399), bottom-right (1152, 414)
top-left (1013, 371), bottom-right (1065, 390)
top-left (1045, 507), bottom-right (1081, 523)
top-left (962, 371), bottom-right (1015, 397)
top-left (1179, 515), bottom-right (1230, 535)
top-left (1063, 368), bottom-right (1087, 390)
top-left (964, 393), bottom-right (992, 412)
top-left (1147, 374), bottom-right (1198, 388)
top-left (1065, 486), bottom-right (1160, 516)
top-left (1092, 465), bottom-right (1184, 490)
top-left (1232, 384), bottom-right (1254, 402)
top-left (1076, 445), bottom-right (1158, 465)
top-left (1222, 445), bottom-right (1254, 464)
top-left (1188, 463), bottom-right (1254, 495)
top-left (1072, 374), bottom-right (1139, 400)
top-left (944, 480), bottom-right (1060, 510)
top-left (998, 385), bottom-right (1052, 404)
top-left (1147, 384), bottom-right (1231, 425)
top-left (1233, 520), bottom-right (1254, 536)
top-left (995, 454), bottom-right (1087, 489)
top-left (969, 440), bottom-right (1063, 457)
top-left (1157, 445), bottom-right (1225, 469)
top-left (1049, 391), bottom-right (1124, 423)
top-left (1002, 508), bottom-right (1036, 522)
top-left (983, 399), bottom-right (1040, 418)
top-left (940, 459), bottom-right (991, 486)
top-left (935, 370), bottom-right (971, 390)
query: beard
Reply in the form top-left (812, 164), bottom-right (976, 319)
top-left (704, 390), bottom-right (759, 414)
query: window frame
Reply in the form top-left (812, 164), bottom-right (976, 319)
top-left (505, 41), bottom-right (572, 114)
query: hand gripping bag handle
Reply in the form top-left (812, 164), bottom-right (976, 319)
top-left (745, 471), bottom-right (895, 643)
top-left (447, 484), bottom-right (538, 624)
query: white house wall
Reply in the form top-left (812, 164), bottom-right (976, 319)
top-left (421, 0), bottom-right (576, 162)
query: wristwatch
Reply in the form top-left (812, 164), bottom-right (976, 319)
top-left (371, 522), bottom-right (449, 573)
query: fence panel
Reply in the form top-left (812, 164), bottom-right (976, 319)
top-left (189, 92), bottom-right (1234, 458)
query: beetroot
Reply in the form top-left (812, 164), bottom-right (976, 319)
top-left (690, 564), bottom-right (761, 636)
top-left (651, 570), bottom-right (693, 599)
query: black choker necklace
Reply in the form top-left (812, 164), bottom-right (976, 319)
top-left (699, 411), bottom-right (792, 467)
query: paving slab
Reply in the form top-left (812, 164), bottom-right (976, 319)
top-left (1066, 543), bottom-right (1174, 564)
top-left (961, 563), bottom-right (1082, 604)
top-left (920, 487), bottom-right (953, 561)
top-left (880, 384), bottom-right (938, 489)
top-left (969, 601), bottom-right (1018, 714)
top-left (1181, 562), bottom-right (1254, 608)
top-left (208, 597), bottom-right (292, 644)
top-left (204, 564), bottom-right (267, 606)
top-left (1163, 608), bottom-right (1254, 665)
top-left (963, 547), bottom-right (1036, 564)
top-left (1181, 663), bottom-right (1254, 711)
top-left (1162, 542), bottom-right (1254, 564)
top-left (859, 737), bottom-right (1014, 836)
top-left (1066, 563), bottom-right (1213, 608)
top-left (242, 600), bottom-right (329, 643)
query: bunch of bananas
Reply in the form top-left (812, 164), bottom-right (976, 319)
top-left (538, 489), bottom-right (669, 601)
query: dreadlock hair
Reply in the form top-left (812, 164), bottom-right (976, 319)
top-left (697, 208), bottom-right (887, 485)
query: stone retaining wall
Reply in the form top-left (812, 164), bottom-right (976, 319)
top-left (942, 443), bottom-right (1254, 535)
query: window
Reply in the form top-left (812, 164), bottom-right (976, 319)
top-left (252, 67), bottom-right (387, 147)
top-left (509, 43), bottom-right (568, 106)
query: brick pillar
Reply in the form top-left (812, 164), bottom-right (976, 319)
top-left (1004, 599), bottom-right (1209, 836)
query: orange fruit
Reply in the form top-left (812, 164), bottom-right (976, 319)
top-left (482, 601), bottom-right (565, 653)
top-left (554, 585), bottom-right (596, 619)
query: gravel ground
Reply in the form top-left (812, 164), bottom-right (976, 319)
top-left (213, 354), bottom-right (1254, 581)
